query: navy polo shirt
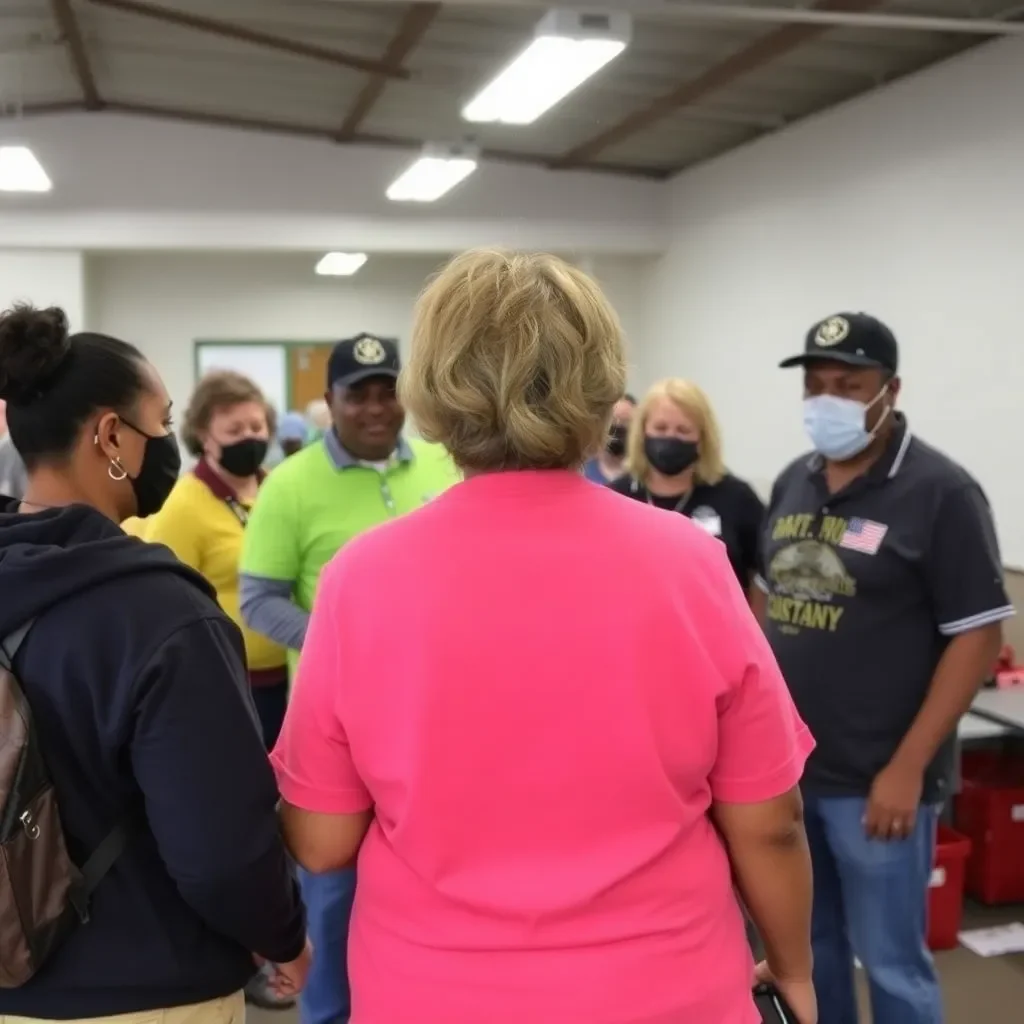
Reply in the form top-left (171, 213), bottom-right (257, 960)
top-left (609, 472), bottom-right (764, 587)
top-left (758, 415), bottom-right (1013, 801)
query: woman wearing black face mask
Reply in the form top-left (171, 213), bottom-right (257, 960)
top-left (609, 378), bottom-right (766, 596)
top-left (0, 306), bottom-right (310, 1022)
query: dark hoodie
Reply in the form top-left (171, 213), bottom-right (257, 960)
top-left (0, 500), bottom-right (305, 1019)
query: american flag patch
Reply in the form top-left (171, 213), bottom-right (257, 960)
top-left (839, 517), bottom-right (888, 555)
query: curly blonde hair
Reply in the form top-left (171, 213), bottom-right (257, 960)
top-left (181, 370), bottom-right (275, 457)
top-left (400, 249), bottom-right (627, 472)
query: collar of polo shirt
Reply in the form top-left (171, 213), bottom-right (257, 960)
top-left (323, 428), bottom-right (414, 471)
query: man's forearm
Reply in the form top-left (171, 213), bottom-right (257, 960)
top-left (239, 573), bottom-right (310, 651)
top-left (893, 624), bottom-right (1002, 771)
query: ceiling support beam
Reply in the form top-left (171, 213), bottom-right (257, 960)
top-left (51, 0), bottom-right (103, 110)
top-left (336, 2), bottom-right (441, 140)
top-left (334, 0), bottom-right (1024, 34)
top-left (645, 1), bottom-right (1024, 35)
top-left (87, 0), bottom-right (411, 79)
top-left (553, 0), bottom-right (883, 169)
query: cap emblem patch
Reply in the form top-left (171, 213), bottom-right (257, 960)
top-left (814, 316), bottom-right (850, 347)
top-left (353, 337), bottom-right (387, 365)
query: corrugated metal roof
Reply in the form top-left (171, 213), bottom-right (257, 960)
top-left (2, 0), bottom-right (1020, 177)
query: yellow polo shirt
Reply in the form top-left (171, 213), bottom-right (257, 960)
top-left (143, 470), bottom-right (287, 673)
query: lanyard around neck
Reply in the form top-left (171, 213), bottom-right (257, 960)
top-left (633, 477), bottom-right (691, 514)
top-left (223, 496), bottom-right (250, 527)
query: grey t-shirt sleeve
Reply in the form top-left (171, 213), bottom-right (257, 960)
top-left (239, 573), bottom-right (310, 651)
top-left (924, 483), bottom-right (1015, 637)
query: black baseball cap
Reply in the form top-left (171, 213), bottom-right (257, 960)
top-left (779, 313), bottom-right (899, 373)
top-left (327, 333), bottom-right (401, 390)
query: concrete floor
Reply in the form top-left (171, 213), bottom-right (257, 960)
top-left (250, 902), bottom-right (1024, 1023)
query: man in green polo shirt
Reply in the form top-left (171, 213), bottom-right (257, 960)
top-left (240, 332), bottom-right (457, 1023)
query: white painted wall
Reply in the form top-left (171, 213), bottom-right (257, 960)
top-left (0, 251), bottom-right (85, 332)
top-left (87, 252), bottom-right (651, 420)
top-left (642, 35), bottom-right (1024, 564)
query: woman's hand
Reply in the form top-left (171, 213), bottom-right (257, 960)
top-left (754, 961), bottom-right (817, 1024)
top-left (253, 938), bottom-right (314, 998)
top-left (267, 937), bottom-right (314, 997)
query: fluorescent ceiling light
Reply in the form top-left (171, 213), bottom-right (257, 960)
top-left (463, 9), bottom-right (631, 125)
top-left (386, 143), bottom-right (479, 203)
top-left (0, 145), bottom-right (52, 193)
top-left (315, 252), bottom-right (367, 276)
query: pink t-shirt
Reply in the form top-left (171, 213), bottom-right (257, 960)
top-left (272, 470), bottom-right (813, 1024)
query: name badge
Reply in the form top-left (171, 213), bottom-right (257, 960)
top-left (691, 505), bottom-right (722, 537)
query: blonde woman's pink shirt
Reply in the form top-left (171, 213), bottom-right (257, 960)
top-left (272, 470), bottom-right (813, 1024)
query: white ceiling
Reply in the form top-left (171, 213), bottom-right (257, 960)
top-left (2, 0), bottom-right (1022, 177)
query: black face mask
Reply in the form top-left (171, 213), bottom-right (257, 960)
top-left (217, 437), bottom-right (268, 478)
top-left (120, 422), bottom-right (182, 518)
top-left (606, 424), bottom-right (629, 458)
top-left (644, 436), bottom-right (698, 477)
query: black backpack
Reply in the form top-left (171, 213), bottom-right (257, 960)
top-left (0, 621), bottom-right (126, 988)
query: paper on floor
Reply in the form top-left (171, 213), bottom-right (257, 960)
top-left (958, 923), bottom-right (1024, 957)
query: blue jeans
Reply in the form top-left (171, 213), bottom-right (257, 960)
top-left (298, 867), bottom-right (356, 1024)
top-left (804, 792), bottom-right (944, 1024)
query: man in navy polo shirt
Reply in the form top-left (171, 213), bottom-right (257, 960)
top-left (754, 313), bottom-right (1013, 1024)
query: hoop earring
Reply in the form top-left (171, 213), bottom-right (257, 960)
top-left (108, 460), bottom-right (128, 482)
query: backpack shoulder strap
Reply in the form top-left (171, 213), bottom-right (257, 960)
top-left (80, 824), bottom-right (129, 895)
top-left (68, 823), bottom-right (130, 922)
top-left (0, 620), bottom-right (35, 672)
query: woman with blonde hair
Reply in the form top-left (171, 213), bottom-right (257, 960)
top-left (271, 250), bottom-right (816, 1023)
top-left (610, 378), bottom-right (765, 592)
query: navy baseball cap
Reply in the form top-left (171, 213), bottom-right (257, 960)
top-left (779, 313), bottom-right (899, 373)
top-left (327, 333), bottom-right (401, 390)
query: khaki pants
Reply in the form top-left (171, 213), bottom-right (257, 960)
top-left (0, 992), bottom-right (245, 1024)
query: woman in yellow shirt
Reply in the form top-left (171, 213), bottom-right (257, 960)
top-left (144, 370), bottom-right (288, 748)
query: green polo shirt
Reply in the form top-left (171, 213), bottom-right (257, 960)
top-left (240, 432), bottom-right (459, 675)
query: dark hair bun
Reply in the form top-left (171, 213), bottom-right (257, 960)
top-left (0, 303), bottom-right (72, 405)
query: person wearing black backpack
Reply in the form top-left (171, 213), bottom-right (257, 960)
top-left (0, 304), bottom-right (310, 1021)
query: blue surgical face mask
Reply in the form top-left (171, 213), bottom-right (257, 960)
top-left (803, 385), bottom-right (890, 461)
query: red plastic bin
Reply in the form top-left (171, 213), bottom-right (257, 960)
top-left (954, 751), bottom-right (1024, 904)
top-left (927, 826), bottom-right (972, 951)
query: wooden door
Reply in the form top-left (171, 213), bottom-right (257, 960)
top-left (288, 345), bottom-right (333, 412)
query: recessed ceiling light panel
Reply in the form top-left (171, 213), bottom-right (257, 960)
top-left (386, 142), bottom-right (479, 203)
top-left (0, 145), bottom-right (52, 193)
top-left (462, 9), bottom-right (631, 126)
top-left (315, 252), bottom-right (368, 276)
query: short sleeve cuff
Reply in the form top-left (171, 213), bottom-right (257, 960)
top-left (938, 604), bottom-right (1016, 637)
top-left (711, 724), bottom-right (814, 804)
top-left (271, 754), bottom-right (373, 816)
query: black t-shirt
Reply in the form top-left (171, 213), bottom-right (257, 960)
top-left (758, 416), bottom-right (1013, 801)
top-left (608, 472), bottom-right (765, 588)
